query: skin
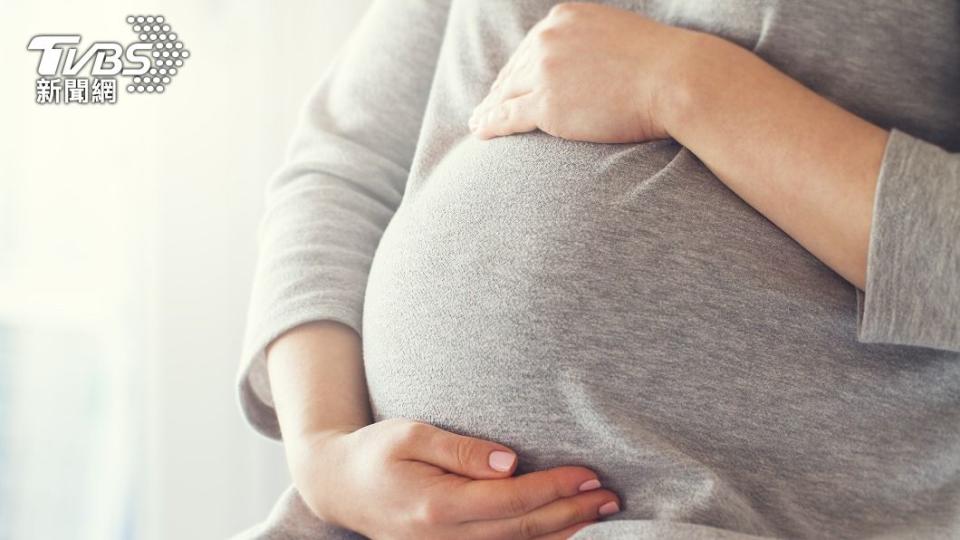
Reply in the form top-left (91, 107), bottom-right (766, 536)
top-left (270, 3), bottom-right (890, 538)
top-left (470, 2), bottom-right (889, 290)
top-left (269, 321), bottom-right (620, 540)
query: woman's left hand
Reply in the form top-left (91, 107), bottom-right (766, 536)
top-left (468, 2), bottom-right (695, 143)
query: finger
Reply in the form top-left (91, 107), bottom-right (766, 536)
top-left (490, 44), bottom-right (522, 94)
top-left (461, 488), bottom-right (620, 539)
top-left (492, 55), bottom-right (536, 106)
top-left (490, 18), bottom-right (544, 93)
top-left (397, 422), bottom-right (518, 479)
top-left (471, 24), bottom-right (542, 130)
top-left (480, 37), bottom-right (529, 126)
top-left (452, 466), bottom-right (603, 521)
top-left (473, 92), bottom-right (540, 139)
top-left (533, 521), bottom-right (597, 540)
top-left (471, 52), bottom-right (531, 131)
top-left (491, 42), bottom-right (537, 101)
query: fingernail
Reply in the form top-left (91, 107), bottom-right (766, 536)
top-left (578, 479), bottom-right (602, 492)
top-left (488, 450), bottom-right (516, 472)
top-left (598, 501), bottom-right (620, 516)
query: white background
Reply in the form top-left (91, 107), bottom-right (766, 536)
top-left (0, 1), bottom-right (372, 538)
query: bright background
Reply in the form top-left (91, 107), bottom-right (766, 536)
top-left (0, 1), bottom-right (372, 538)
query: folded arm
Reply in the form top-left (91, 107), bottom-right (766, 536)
top-left (471, 2), bottom-right (959, 352)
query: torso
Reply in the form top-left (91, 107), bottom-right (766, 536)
top-left (362, 1), bottom-right (960, 537)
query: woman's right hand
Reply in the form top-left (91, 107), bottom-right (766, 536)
top-left (286, 418), bottom-right (621, 540)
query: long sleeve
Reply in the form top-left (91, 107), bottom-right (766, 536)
top-left (236, 0), bottom-right (451, 440)
top-left (857, 128), bottom-right (960, 353)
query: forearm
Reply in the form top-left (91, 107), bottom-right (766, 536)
top-left (266, 321), bottom-right (372, 440)
top-left (659, 33), bottom-right (889, 290)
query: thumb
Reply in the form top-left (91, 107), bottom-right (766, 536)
top-left (403, 423), bottom-right (518, 479)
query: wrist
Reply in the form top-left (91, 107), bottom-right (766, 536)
top-left (283, 428), bottom-right (349, 525)
top-left (288, 423), bottom-right (363, 447)
top-left (653, 30), bottom-right (738, 142)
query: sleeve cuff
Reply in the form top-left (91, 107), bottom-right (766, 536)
top-left (856, 128), bottom-right (960, 352)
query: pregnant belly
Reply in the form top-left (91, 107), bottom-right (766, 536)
top-left (360, 133), bottom-right (960, 536)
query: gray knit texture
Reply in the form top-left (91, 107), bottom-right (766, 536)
top-left (236, 1), bottom-right (960, 538)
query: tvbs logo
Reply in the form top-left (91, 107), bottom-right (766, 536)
top-left (27, 15), bottom-right (189, 105)
top-left (28, 35), bottom-right (153, 77)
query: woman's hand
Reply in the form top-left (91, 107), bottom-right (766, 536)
top-left (469, 2), bottom-right (694, 143)
top-left (468, 2), bottom-right (888, 290)
top-left (269, 323), bottom-right (620, 538)
top-left (289, 418), bottom-right (621, 540)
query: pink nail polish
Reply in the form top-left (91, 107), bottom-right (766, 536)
top-left (598, 501), bottom-right (620, 516)
top-left (578, 479), bottom-right (602, 492)
top-left (488, 450), bottom-right (516, 472)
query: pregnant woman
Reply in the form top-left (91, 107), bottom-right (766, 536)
top-left (235, 2), bottom-right (959, 539)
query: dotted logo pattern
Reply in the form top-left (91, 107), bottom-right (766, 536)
top-left (124, 15), bottom-right (189, 94)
